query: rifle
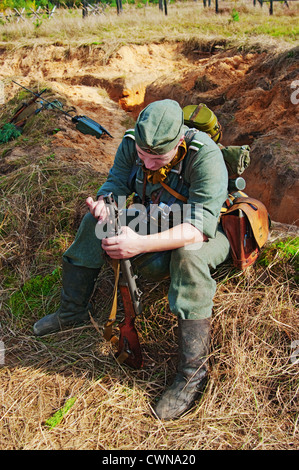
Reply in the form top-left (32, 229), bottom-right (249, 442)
top-left (10, 87), bottom-right (47, 128)
top-left (102, 192), bottom-right (143, 369)
top-left (12, 80), bottom-right (113, 139)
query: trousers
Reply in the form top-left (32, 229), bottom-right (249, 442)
top-left (63, 212), bottom-right (230, 319)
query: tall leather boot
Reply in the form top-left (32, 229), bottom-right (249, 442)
top-left (153, 317), bottom-right (210, 420)
top-left (33, 259), bottom-right (100, 336)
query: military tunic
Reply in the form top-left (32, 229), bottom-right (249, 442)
top-left (64, 127), bottom-right (231, 319)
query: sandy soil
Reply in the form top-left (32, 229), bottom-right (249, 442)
top-left (0, 42), bottom-right (298, 225)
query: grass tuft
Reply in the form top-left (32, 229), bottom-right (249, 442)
top-left (45, 397), bottom-right (77, 429)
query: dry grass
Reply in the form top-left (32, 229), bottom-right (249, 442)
top-left (0, 0), bottom-right (298, 48)
top-left (0, 243), bottom-right (298, 450)
top-left (0, 138), bottom-right (298, 448)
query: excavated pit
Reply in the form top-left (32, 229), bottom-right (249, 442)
top-left (1, 42), bottom-right (298, 225)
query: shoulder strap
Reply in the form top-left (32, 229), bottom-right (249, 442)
top-left (124, 128), bottom-right (136, 140)
top-left (160, 181), bottom-right (188, 203)
top-left (184, 128), bottom-right (205, 152)
top-left (125, 128), bottom-right (201, 203)
top-left (124, 129), bottom-right (140, 190)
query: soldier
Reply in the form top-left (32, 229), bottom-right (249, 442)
top-left (33, 99), bottom-right (230, 420)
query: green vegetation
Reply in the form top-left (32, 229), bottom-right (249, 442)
top-left (45, 397), bottom-right (77, 429)
top-left (0, 1), bottom-right (298, 44)
top-left (231, 8), bottom-right (239, 22)
top-left (9, 268), bottom-right (61, 318)
top-left (0, 0), bottom-right (160, 12)
top-left (258, 237), bottom-right (299, 282)
top-left (0, 123), bottom-right (21, 143)
top-left (0, 1), bottom-right (75, 10)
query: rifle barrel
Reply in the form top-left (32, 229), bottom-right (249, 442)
top-left (12, 80), bottom-right (73, 118)
top-left (12, 80), bottom-right (113, 138)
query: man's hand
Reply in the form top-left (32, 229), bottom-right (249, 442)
top-left (101, 221), bottom-right (207, 259)
top-left (101, 226), bottom-right (143, 259)
top-left (86, 196), bottom-right (107, 223)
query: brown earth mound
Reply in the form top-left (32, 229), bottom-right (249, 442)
top-left (1, 42), bottom-right (298, 225)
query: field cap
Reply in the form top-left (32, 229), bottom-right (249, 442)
top-left (135, 99), bottom-right (184, 155)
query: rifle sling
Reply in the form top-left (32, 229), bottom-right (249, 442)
top-left (103, 260), bottom-right (142, 364)
top-left (103, 258), bottom-right (120, 345)
top-left (160, 181), bottom-right (188, 203)
top-left (102, 259), bottom-right (131, 366)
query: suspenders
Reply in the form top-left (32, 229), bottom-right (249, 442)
top-left (125, 128), bottom-right (204, 206)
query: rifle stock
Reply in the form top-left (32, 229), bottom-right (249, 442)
top-left (103, 193), bottom-right (143, 368)
top-left (10, 87), bottom-right (46, 127)
top-left (117, 277), bottom-right (143, 368)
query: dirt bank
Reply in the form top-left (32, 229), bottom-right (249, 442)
top-left (1, 41), bottom-right (298, 225)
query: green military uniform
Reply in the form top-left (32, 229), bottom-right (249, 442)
top-left (33, 99), bottom-right (231, 420)
top-left (63, 126), bottom-right (230, 319)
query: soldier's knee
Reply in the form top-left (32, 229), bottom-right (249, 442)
top-left (81, 212), bottom-right (98, 231)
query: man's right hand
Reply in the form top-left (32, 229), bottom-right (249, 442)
top-left (86, 196), bottom-right (108, 224)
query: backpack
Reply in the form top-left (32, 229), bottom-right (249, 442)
top-left (183, 103), bottom-right (222, 143)
top-left (183, 103), bottom-right (270, 269)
